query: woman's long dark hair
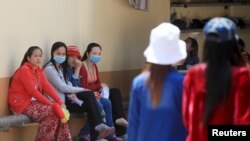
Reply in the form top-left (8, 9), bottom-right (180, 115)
top-left (186, 37), bottom-right (199, 57)
top-left (20, 46), bottom-right (42, 66)
top-left (10, 46), bottom-right (42, 86)
top-left (44, 41), bottom-right (68, 83)
top-left (202, 33), bottom-right (244, 125)
top-left (81, 43), bottom-right (102, 61)
top-left (144, 63), bottom-right (172, 107)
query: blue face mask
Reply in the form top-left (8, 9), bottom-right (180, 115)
top-left (90, 55), bottom-right (101, 64)
top-left (53, 56), bottom-right (66, 64)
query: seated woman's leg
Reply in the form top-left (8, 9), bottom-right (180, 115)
top-left (99, 97), bottom-right (113, 127)
top-left (109, 88), bottom-right (125, 119)
top-left (77, 91), bottom-right (114, 140)
top-left (57, 122), bottom-right (73, 141)
top-left (65, 97), bottom-right (90, 141)
top-left (109, 88), bottom-right (127, 137)
top-left (97, 100), bottom-right (106, 120)
top-left (23, 101), bottom-right (72, 141)
top-left (99, 97), bottom-right (123, 141)
top-left (75, 91), bottom-right (102, 140)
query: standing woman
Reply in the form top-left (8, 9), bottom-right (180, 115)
top-left (177, 37), bottom-right (199, 70)
top-left (80, 43), bottom-right (126, 140)
top-left (8, 46), bottom-right (72, 141)
top-left (44, 42), bottom-right (114, 141)
top-left (127, 23), bottom-right (187, 141)
top-left (185, 37), bottom-right (199, 69)
top-left (183, 17), bottom-right (250, 141)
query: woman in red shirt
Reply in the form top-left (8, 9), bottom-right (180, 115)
top-left (80, 43), bottom-right (127, 140)
top-left (8, 46), bottom-right (72, 141)
top-left (183, 17), bottom-right (250, 141)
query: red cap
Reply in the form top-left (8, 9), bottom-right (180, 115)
top-left (67, 45), bottom-right (81, 60)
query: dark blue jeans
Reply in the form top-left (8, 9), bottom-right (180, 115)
top-left (99, 97), bottom-right (114, 127)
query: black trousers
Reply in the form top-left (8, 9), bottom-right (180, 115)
top-left (65, 91), bottom-right (102, 141)
top-left (109, 88), bottom-right (127, 137)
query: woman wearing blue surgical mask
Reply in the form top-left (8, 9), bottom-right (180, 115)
top-left (80, 43), bottom-right (127, 141)
top-left (44, 42), bottom-right (115, 141)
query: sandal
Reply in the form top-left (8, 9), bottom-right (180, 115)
top-left (97, 127), bottom-right (115, 140)
top-left (79, 134), bottom-right (90, 141)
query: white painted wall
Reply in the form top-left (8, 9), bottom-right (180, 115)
top-left (0, 0), bottom-right (85, 77)
top-left (0, 0), bottom-right (170, 78)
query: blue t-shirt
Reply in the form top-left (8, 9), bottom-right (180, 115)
top-left (127, 69), bottom-right (187, 141)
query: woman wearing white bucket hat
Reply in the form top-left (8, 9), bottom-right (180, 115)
top-left (127, 23), bottom-right (187, 141)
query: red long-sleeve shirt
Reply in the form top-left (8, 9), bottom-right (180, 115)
top-left (183, 64), bottom-right (250, 141)
top-left (79, 63), bottom-right (102, 91)
top-left (8, 63), bottom-right (63, 114)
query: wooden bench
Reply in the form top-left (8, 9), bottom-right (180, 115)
top-left (0, 102), bottom-right (129, 132)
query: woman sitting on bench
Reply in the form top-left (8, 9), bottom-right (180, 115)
top-left (8, 46), bottom-right (72, 141)
top-left (44, 42), bottom-right (114, 141)
top-left (80, 43), bottom-right (128, 140)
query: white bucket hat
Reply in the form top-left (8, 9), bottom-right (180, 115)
top-left (144, 23), bottom-right (187, 65)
